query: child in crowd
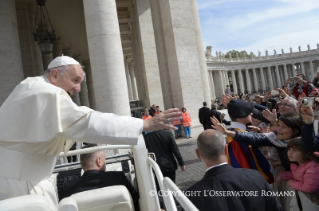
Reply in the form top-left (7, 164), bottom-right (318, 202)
top-left (276, 138), bottom-right (319, 193)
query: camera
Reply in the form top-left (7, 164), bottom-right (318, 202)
top-left (302, 97), bottom-right (316, 108)
top-left (271, 90), bottom-right (279, 96)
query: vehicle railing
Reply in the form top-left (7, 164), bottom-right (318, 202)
top-left (146, 157), bottom-right (199, 211)
top-left (57, 145), bottom-right (133, 157)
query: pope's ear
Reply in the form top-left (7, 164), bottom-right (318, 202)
top-left (49, 69), bottom-right (59, 84)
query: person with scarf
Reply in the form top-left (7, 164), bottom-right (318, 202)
top-left (293, 74), bottom-right (313, 99)
top-left (211, 99), bottom-right (274, 183)
top-left (211, 112), bottom-right (304, 171)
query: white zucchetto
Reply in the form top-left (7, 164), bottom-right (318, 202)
top-left (48, 55), bottom-right (80, 69)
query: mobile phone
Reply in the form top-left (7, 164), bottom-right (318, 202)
top-left (271, 90), bottom-right (279, 96)
top-left (302, 97), bottom-right (316, 108)
top-left (267, 102), bottom-right (272, 110)
top-left (249, 95), bottom-right (255, 101)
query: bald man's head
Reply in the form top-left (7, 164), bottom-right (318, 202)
top-left (80, 144), bottom-right (106, 172)
top-left (197, 130), bottom-right (226, 161)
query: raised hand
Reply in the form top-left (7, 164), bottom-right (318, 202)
top-left (262, 109), bottom-right (277, 124)
top-left (143, 108), bottom-right (181, 131)
top-left (274, 88), bottom-right (288, 98)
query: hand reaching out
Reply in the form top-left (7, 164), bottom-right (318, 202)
top-left (262, 109), bottom-right (277, 124)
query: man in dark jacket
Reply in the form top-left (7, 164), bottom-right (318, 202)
top-left (61, 144), bottom-right (139, 210)
top-left (203, 104), bottom-right (222, 130)
top-left (144, 130), bottom-right (185, 182)
top-left (186, 130), bottom-right (282, 211)
top-left (198, 102), bottom-right (210, 129)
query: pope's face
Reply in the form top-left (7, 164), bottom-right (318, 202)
top-left (55, 65), bottom-right (84, 96)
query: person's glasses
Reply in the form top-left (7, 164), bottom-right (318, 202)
top-left (277, 103), bottom-right (295, 108)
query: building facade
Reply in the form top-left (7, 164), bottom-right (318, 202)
top-left (206, 46), bottom-right (319, 98)
top-left (0, 0), bottom-right (211, 125)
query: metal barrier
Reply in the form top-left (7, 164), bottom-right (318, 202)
top-left (146, 157), bottom-right (199, 211)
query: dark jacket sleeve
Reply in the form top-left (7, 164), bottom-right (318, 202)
top-left (233, 131), bottom-right (274, 146)
top-left (264, 180), bottom-right (283, 211)
top-left (254, 103), bottom-right (267, 111)
top-left (302, 122), bottom-right (319, 152)
top-left (170, 133), bottom-right (185, 166)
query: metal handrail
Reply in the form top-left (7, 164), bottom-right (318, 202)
top-left (147, 157), bottom-right (177, 211)
top-left (57, 145), bottom-right (133, 157)
top-left (163, 178), bottom-right (199, 211)
top-left (146, 157), bottom-right (199, 211)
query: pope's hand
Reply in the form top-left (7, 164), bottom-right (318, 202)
top-left (143, 108), bottom-right (181, 131)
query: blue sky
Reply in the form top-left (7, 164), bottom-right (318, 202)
top-left (197, 0), bottom-right (319, 56)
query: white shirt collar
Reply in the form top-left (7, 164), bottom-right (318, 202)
top-left (230, 122), bottom-right (247, 131)
top-left (206, 162), bottom-right (228, 172)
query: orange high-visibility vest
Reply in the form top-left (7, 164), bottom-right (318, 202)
top-left (182, 112), bottom-right (192, 127)
top-left (172, 115), bottom-right (182, 126)
top-left (142, 115), bottom-right (152, 120)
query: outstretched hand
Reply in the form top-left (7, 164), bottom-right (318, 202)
top-left (262, 109), bottom-right (277, 124)
top-left (210, 116), bottom-right (235, 137)
top-left (143, 108), bottom-right (181, 132)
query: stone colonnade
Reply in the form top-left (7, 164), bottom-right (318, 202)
top-left (208, 60), bottom-right (319, 98)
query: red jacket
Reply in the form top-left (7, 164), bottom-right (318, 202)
top-left (278, 160), bottom-right (319, 193)
top-left (293, 83), bottom-right (312, 99)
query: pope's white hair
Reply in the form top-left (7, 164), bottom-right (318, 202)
top-left (43, 65), bottom-right (85, 76)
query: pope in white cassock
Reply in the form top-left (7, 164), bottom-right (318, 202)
top-left (0, 56), bottom-right (180, 210)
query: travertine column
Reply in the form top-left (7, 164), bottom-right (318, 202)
top-left (83, 0), bottom-right (130, 115)
top-left (157, 0), bottom-right (207, 119)
top-left (244, 68), bottom-right (251, 92)
top-left (231, 70), bottom-right (238, 94)
top-left (75, 55), bottom-right (90, 107)
top-left (0, 0), bottom-right (24, 105)
top-left (218, 70), bottom-right (225, 96)
top-left (275, 65), bottom-right (281, 88)
top-left (16, 0), bottom-right (37, 78)
top-left (300, 62), bottom-right (306, 76)
top-left (267, 66), bottom-right (274, 90)
top-left (283, 64), bottom-right (289, 82)
top-left (135, 0), bottom-right (164, 109)
top-left (53, 37), bottom-right (63, 58)
top-left (252, 68), bottom-right (258, 91)
top-left (291, 63), bottom-right (295, 76)
top-left (191, 0), bottom-right (211, 103)
top-left (125, 60), bottom-right (134, 101)
top-left (129, 62), bottom-right (138, 100)
top-left (238, 69), bottom-right (245, 92)
top-left (260, 67), bottom-right (266, 91)
top-left (279, 66), bottom-right (285, 86)
top-left (208, 71), bottom-right (216, 99)
top-left (149, 0), bottom-right (173, 109)
top-left (309, 61), bottom-right (314, 80)
top-left (224, 70), bottom-right (230, 85)
top-left (83, 60), bottom-right (96, 109)
top-left (63, 48), bottom-right (81, 106)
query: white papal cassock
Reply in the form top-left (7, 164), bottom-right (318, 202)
top-left (0, 76), bottom-right (143, 210)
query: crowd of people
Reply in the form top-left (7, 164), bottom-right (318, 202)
top-left (192, 71), bottom-right (319, 210)
top-left (2, 53), bottom-right (319, 210)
